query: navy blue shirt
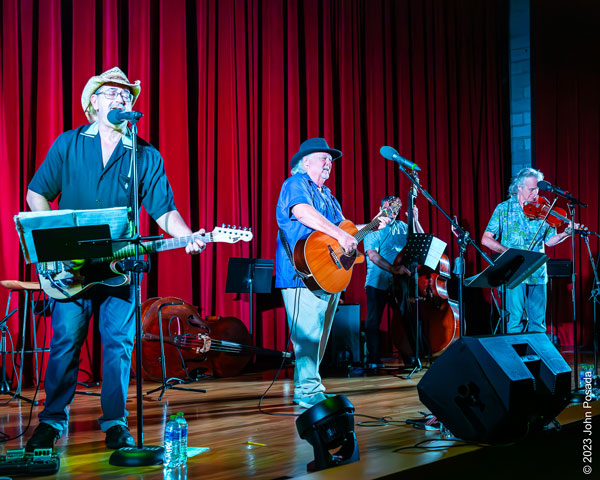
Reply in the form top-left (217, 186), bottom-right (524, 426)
top-left (275, 173), bottom-right (344, 288)
top-left (28, 123), bottom-right (176, 220)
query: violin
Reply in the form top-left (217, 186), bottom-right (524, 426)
top-left (522, 196), bottom-right (570, 228)
top-left (132, 296), bottom-right (290, 381)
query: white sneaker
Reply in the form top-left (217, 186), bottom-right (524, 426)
top-left (298, 393), bottom-right (327, 409)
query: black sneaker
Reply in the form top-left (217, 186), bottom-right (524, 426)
top-left (105, 425), bottom-right (135, 449)
top-left (26, 423), bottom-right (60, 451)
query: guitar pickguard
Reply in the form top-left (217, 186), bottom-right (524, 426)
top-left (36, 262), bottom-right (83, 296)
top-left (339, 251), bottom-right (357, 271)
top-left (36, 260), bottom-right (129, 300)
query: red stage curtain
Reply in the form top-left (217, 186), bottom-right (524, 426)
top-left (0, 0), bottom-right (509, 385)
top-left (533, 0), bottom-right (600, 348)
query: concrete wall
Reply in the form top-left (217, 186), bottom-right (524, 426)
top-left (509, 0), bottom-right (532, 175)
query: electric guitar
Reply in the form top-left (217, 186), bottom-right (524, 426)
top-left (292, 199), bottom-right (401, 297)
top-left (36, 226), bottom-right (253, 300)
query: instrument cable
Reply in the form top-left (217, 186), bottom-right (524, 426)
top-left (257, 287), bottom-right (300, 417)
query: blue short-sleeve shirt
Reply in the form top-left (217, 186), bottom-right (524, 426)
top-left (364, 220), bottom-right (408, 290)
top-left (275, 173), bottom-right (344, 288)
top-left (28, 123), bottom-right (176, 220)
top-left (485, 196), bottom-right (556, 285)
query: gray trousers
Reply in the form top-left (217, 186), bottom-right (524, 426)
top-left (281, 288), bottom-right (341, 399)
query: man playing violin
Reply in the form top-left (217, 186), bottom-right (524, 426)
top-left (481, 167), bottom-right (580, 334)
top-left (25, 67), bottom-right (205, 451)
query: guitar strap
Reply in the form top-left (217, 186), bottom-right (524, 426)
top-left (278, 229), bottom-right (308, 281)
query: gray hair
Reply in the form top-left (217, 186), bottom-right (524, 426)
top-left (291, 155), bottom-right (309, 175)
top-left (508, 167), bottom-right (543, 196)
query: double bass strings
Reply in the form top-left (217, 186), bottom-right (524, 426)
top-left (172, 334), bottom-right (279, 355)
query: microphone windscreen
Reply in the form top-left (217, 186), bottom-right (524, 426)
top-left (380, 146), bottom-right (398, 160)
top-left (107, 109), bottom-right (124, 124)
top-left (537, 180), bottom-right (551, 191)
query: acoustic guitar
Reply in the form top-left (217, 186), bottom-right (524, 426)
top-left (36, 226), bottom-right (253, 300)
top-left (292, 199), bottom-right (401, 297)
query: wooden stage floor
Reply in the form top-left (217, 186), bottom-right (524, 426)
top-left (0, 366), bottom-right (598, 479)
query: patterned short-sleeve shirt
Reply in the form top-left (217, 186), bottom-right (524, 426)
top-left (364, 221), bottom-right (408, 290)
top-left (485, 196), bottom-right (556, 285)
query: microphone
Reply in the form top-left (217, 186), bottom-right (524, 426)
top-left (537, 180), bottom-right (569, 197)
top-left (107, 109), bottom-right (143, 124)
top-left (537, 180), bottom-right (588, 208)
top-left (380, 146), bottom-right (421, 171)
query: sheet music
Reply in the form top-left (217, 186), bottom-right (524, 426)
top-left (424, 237), bottom-right (447, 270)
top-left (14, 207), bottom-right (131, 264)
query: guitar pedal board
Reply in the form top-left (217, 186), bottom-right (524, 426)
top-left (0, 448), bottom-right (60, 476)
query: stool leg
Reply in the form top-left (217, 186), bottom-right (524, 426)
top-left (30, 291), bottom-right (40, 386)
top-left (0, 289), bottom-right (38, 404)
top-left (16, 291), bottom-right (28, 396)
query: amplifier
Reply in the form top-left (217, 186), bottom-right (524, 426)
top-left (547, 259), bottom-right (572, 278)
top-left (326, 304), bottom-right (361, 366)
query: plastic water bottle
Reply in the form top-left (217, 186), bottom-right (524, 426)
top-left (176, 412), bottom-right (188, 463)
top-left (164, 414), bottom-right (181, 468)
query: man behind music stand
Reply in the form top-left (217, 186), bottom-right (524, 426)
top-left (23, 66), bottom-right (205, 463)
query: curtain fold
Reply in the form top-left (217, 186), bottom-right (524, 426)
top-left (1, 0), bottom-right (509, 384)
top-left (533, 0), bottom-right (600, 347)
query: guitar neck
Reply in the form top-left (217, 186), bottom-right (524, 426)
top-left (98, 233), bottom-right (212, 262)
top-left (354, 215), bottom-right (384, 244)
top-left (353, 199), bottom-right (400, 244)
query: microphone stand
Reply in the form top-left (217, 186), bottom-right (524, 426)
top-left (568, 202), bottom-right (579, 393)
top-left (394, 165), bottom-right (495, 334)
top-left (407, 260), bottom-right (422, 378)
top-left (109, 118), bottom-right (163, 467)
top-left (540, 185), bottom-right (587, 393)
top-left (581, 230), bottom-right (600, 397)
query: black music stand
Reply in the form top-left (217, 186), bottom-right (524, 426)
top-left (400, 234), bottom-right (445, 378)
top-left (32, 225), bottom-right (114, 261)
top-left (466, 248), bottom-right (548, 334)
top-left (225, 258), bottom-right (274, 336)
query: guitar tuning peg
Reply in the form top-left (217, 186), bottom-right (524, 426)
top-left (233, 225), bottom-right (237, 229)
top-left (249, 227), bottom-right (252, 232)
top-left (222, 223), bottom-right (225, 228)
top-left (227, 224), bottom-right (231, 228)
top-left (243, 227), bottom-right (247, 231)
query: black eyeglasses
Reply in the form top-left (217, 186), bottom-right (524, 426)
top-left (95, 88), bottom-right (133, 103)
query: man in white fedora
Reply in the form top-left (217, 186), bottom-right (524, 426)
top-left (25, 67), bottom-right (205, 450)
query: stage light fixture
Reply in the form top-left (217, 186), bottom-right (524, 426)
top-left (295, 394), bottom-right (360, 472)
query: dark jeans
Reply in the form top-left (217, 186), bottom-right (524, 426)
top-left (366, 286), bottom-right (397, 363)
top-left (366, 282), bottom-right (419, 364)
top-left (39, 285), bottom-right (135, 433)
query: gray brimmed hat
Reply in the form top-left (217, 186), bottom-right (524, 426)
top-left (81, 67), bottom-right (141, 122)
top-left (290, 138), bottom-right (342, 170)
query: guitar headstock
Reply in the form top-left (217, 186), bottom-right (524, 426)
top-left (212, 225), bottom-right (253, 243)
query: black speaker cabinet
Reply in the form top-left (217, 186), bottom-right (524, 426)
top-left (326, 304), bottom-right (361, 366)
top-left (417, 333), bottom-right (571, 444)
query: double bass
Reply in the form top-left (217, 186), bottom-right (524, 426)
top-left (133, 296), bottom-right (290, 381)
top-left (391, 174), bottom-right (460, 358)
